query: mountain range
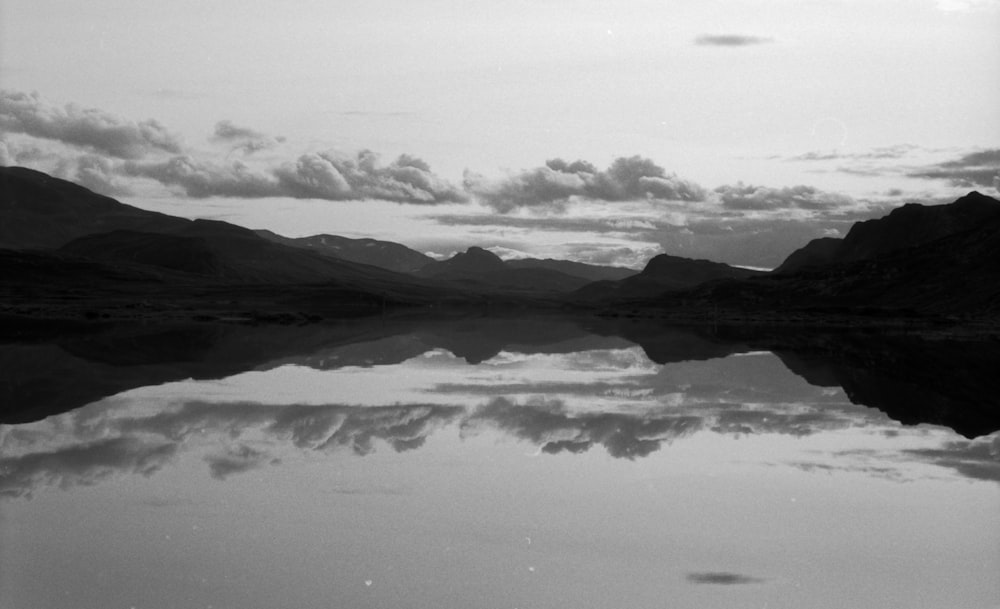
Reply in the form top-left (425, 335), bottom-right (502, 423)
top-left (2, 165), bottom-right (999, 323)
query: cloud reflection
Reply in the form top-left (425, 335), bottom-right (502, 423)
top-left (0, 437), bottom-right (177, 499)
top-left (463, 397), bottom-right (703, 460)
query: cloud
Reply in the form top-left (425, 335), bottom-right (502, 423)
top-left (902, 437), bottom-right (1000, 482)
top-left (714, 183), bottom-right (855, 211)
top-left (123, 155), bottom-right (283, 198)
top-left (694, 34), bottom-right (773, 46)
top-left (0, 437), bottom-right (178, 499)
top-left (125, 150), bottom-right (467, 203)
top-left (277, 150), bottom-right (468, 204)
top-left (211, 120), bottom-right (286, 155)
top-left (205, 444), bottom-right (279, 480)
top-left (72, 155), bottom-right (133, 196)
top-left (787, 144), bottom-right (919, 162)
top-left (462, 397), bottom-right (703, 460)
top-left (908, 149), bottom-right (1000, 191)
top-left (116, 401), bottom-right (466, 457)
top-left (686, 572), bottom-right (767, 585)
top-left (0, 90), bottom-right (183, 159)
top-left (466, 156), bottom-right (707, 213)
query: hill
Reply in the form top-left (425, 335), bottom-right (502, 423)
top-left (254, 230), bottom-right (436, 274)
top-left (0, 166), bottom-right (189, 249)
top-left (414, 247), bottom-right (596, 293)
top-left (776, 191), bottom-right (1000, 273)
top-left (573, 253), bottom-right (766, 302)
top-left (507, 258), bottom-right (637, 282)
top-left (695, 195), bottom-right (1000, 317)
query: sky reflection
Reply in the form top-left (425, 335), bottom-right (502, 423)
top-left (1, 339), bottom-right (998, 609)
top-left (2, 345), bottom-right (996, 499)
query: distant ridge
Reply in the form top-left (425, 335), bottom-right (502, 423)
top-left (254, 230), bottom-right (436, 274)
top-left (574, 253), bottom-right (765, 302)
top-left (416, 247), bottom-right (595, 293)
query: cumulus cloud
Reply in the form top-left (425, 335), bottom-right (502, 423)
top-left (714, 182), bottom-right (855, 211)
top-left (908, 149), bottom-right (1000, 191)
top-left (211, 120), bottom-right (286, 155)
top-left (0, 90), bottom-right (183, 159)
top-left (126, 151), bottom-right (465, 204)
top-left (72, 155), bottom-right (133, 196)
top-left (277, 150), bottom-right (467, 203)
top-left (123, 155), bottom-right (282, 198)
top-left (695, 34), bottom-right (773, 46)
top-left (467, 156), bottom-right (707, 213)
top-left (124, 150), bottom-right (466, 203)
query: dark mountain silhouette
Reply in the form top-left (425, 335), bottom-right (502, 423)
top-left (254, 230), bottom-right (436, 274)
top-left (507, 258), bottom-right (637, 282)
top-left (0, 166), bottom-right (189, 249)
top-left (419, 246), bottom-right (506, 276)
top-left (58, 220), bottom-right (425, 285)
top-left (695, 200), bottom-right (1000, 317)
top-left (415, 247), bottom-right (596, 293)
top-left (253, 231), bottom-right (639, 283)
top-left (573, 253), bottom-right (765, 301)
top-left (4, 167), bottom-right (1000, 323)
top-left (776, 191), bottom-right (1000, 273)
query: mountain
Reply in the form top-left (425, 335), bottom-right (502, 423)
top-left (573, 253), bottom-right (766, 302)
top-left (419, 246), bottom-right (507, 276)
top-left (0, 166), bottom-right (189, 249)
top-left (56, 217), bottom-right (446, 286)
top-left (507, 258), bottom-right (637, 282)
top-left (777, 191), bottom-right (1000, 273)
top-left (414, 247), bottom-right (596, 293)
top-left (254, 230), bottom-right (436, 274)
top-left (696, 195), bottom-right (1000, 317)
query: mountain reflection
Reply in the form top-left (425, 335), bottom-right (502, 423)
top-left (2, 316), bottom-right (999, 498)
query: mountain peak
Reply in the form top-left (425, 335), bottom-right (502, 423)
top-left (441, 246), bottom-right (505, 270)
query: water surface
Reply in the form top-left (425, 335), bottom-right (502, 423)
top-left (1, 318), bottom-right (998, 609)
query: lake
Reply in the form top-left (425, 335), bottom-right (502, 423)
top-left (1, 316), bottom-right (998, 609)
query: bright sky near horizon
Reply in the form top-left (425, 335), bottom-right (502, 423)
top-left (1, 0), bottom-right (998, 268)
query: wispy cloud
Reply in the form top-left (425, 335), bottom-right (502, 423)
top-left (714, 183), bottom-right (855, 211)
top-left (694, 34), bottom-right (773, 46)
top-left (787, 144), bottom-right (920, 162)
top-left (907, 148), bottom-right (1000, 191)
top-left (686, 572), bottom-right (767, 585)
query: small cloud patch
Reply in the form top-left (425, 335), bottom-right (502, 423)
top-left (695, 34), bottom-right (773, 46)
top-left (686, 572), bottom-right (767, 585)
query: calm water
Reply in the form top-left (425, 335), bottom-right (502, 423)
top-left (1, 318), bottom-right (998, 609)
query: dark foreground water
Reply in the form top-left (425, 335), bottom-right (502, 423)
top-left (1, 317), bottom-right (998, 609)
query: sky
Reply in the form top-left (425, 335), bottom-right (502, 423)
top-left (1, 0), bottom-right (999, 268)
